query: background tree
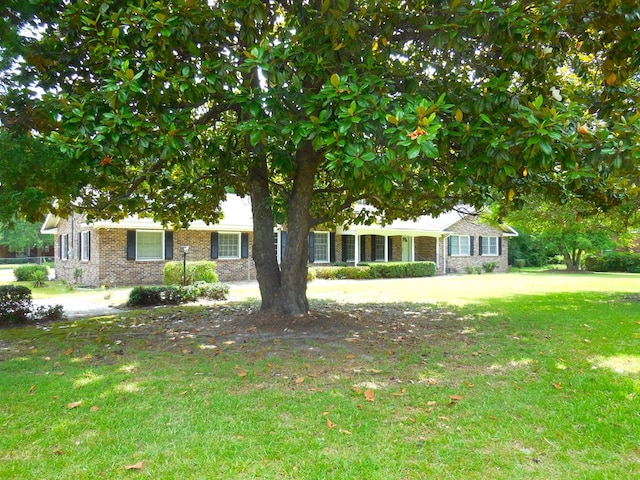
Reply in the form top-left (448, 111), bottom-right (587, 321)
top-left (2, 0), bottom-right (639, 314)
top-left (0, 219), bottom-right (53, 255)
top-left (501, 194), bottom-right (638, 270)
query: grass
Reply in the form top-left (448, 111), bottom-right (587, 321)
top-left (1, 273), bottom-right (640, 478)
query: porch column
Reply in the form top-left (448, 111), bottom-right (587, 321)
top-left (411, 237), bottom-right (415, 262)
top-left (384, 235), bottom-right (389, 262)
top-left (354, 233), bottom-right (359, 266)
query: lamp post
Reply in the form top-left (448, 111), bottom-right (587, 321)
top-left (182, 246), bottom-right (190, 286)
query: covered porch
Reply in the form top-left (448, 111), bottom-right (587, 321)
top-left (336, 225), bottom-right (447, 273)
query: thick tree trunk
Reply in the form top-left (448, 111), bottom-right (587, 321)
top-left (563, 249), bottom-right (582, 271)
top-left (248, 143), bottom-right (319, 315)
top-left (248, 165), bottom-right (281, 311)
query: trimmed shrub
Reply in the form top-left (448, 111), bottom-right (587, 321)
top-left (14, 264), bottom-right (49, 282)
top-left (128, 283), bottom-right (229, 306)
top-left (369, 262), bottom-right (436, 278)
top-left (312, 262), bottom-right (436, 280)
top-left (180, 282), bottom-right (229, 301)
top-left (482, 262), bottom-right (497, 273)
top-left (163, 261), bottom-right (218, 286)
top-left (342, 266), bottom-right (372, 279)
top-left (313, 267), bottom-right (342, 280)
top-left (404, 262), bottom-right (436, 277)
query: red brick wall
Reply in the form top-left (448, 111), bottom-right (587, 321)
top-left (54, 218), bottom-right (255, 286)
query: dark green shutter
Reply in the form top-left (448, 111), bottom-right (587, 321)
top-left (447, 236), bottom-right (452, 256)
top-left (371, 235), bottom-right (377, 260)
top-left (470, 236), bottom-right (475, 256)
top-left (78, 233), bottom-right (82, 260)
top-left (478, 236), bottom-right (483, 256)
top-left (87, 232), bottom-right (91, 261)
top-left (211, 232), bottom-right (218, 259)
top-left (126, 230), bottom-right (136, 260)
top-left (498, 237), bottom-right (503, 256)
top-left (308, 232), bottom-right (315, 263)
top-left (388, 237), bottom-right (393, 261)
top-left (360, 236), bottom-right (366, 262)
top-left (165, 231), bottom-right (174, 260)
top-left (330, 232), bottom-right (336, 262)
top-left (241, 233), bottom-right (249, 258)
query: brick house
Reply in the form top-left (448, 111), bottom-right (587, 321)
top-left (41, 196), bottom-right (517, 286)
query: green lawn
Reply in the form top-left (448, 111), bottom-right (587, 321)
top-left (1, 272), bottom-right (639, 479)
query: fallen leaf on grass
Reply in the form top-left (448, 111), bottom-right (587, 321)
top-left (67, 401), bottom-right (82, 409)
top-left (28, 385), bottom-right (36, 395)
top-left (326, 419), bottom-right (337, 429)
top-left (294, 377), bottom-right (305, 385)
top-left (90, 405), bottom-right (100, 412)
top-left (65, 348), bottom-right (73, 356)
top-left (427, 400), bottom-right (437, 406)
top-left (124, 461), bottom-right (144, 470)
top-left (449, 395), bottom-right (464, 402)
top-left (552, 383), bottom-right (562, 390)
top-left (339, 428), bottom-right (352, 435)
top-left (364, 389), bottom-right (375, 402)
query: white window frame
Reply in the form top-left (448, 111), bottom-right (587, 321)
top-left (218, 232), bottom-right (241, 259)
top-left (314, 231), bottom-right (330, 263)
top-left (61, 234), bottom-right (69, 260)
top-left (80, 231), bottom-right (90, 261)
top-left (482, 236), bottom-right (499, 256)
top-left (450, 235), bottom-right (470, 256)
top-left (136, 230), bottom-right (164, 261)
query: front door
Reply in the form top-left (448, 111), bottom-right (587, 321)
top-left (402, 236), bottom-right (412, 262)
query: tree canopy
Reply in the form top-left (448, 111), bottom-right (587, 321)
top-left (0, 219), bottom-right (53, 255)
top-left (496, 193), bottom-right (638, 270)
top-left (2, 0), bottom-right (639, 313)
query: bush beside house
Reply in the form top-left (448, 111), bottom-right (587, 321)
top-left (311, 261), bottom-right (436, 280)
top-left (163, 261), bottom-right (219, 285)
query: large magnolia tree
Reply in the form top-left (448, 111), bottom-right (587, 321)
top-left (2, 0), bottom-right (639, 314)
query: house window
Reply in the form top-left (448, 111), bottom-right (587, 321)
top-left (137, 231), bottom-right (164, 261)
top-left (449, 235), bottom-right (470, 256)
top-left (314, 231), bottom-right (330, 263)
top-left (80, 231), bottom-right (90, 261)
top-left (344, 236), bottom-right (355, 262)
top-left (60, 234), bottom-right (69, 260)
top-left (481, 236), bottom-right (499, 256)
top-left (219, 232), bottom-right (240, 259)
top-left (374, 236), bottom-right (386, 261)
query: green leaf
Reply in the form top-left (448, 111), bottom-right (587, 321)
top-left (533, 95), bottom-right (543, 109)
top-left (407, 144), bottom-right (421, 159)
top-left (421, 142), bottom-right (439, 159)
